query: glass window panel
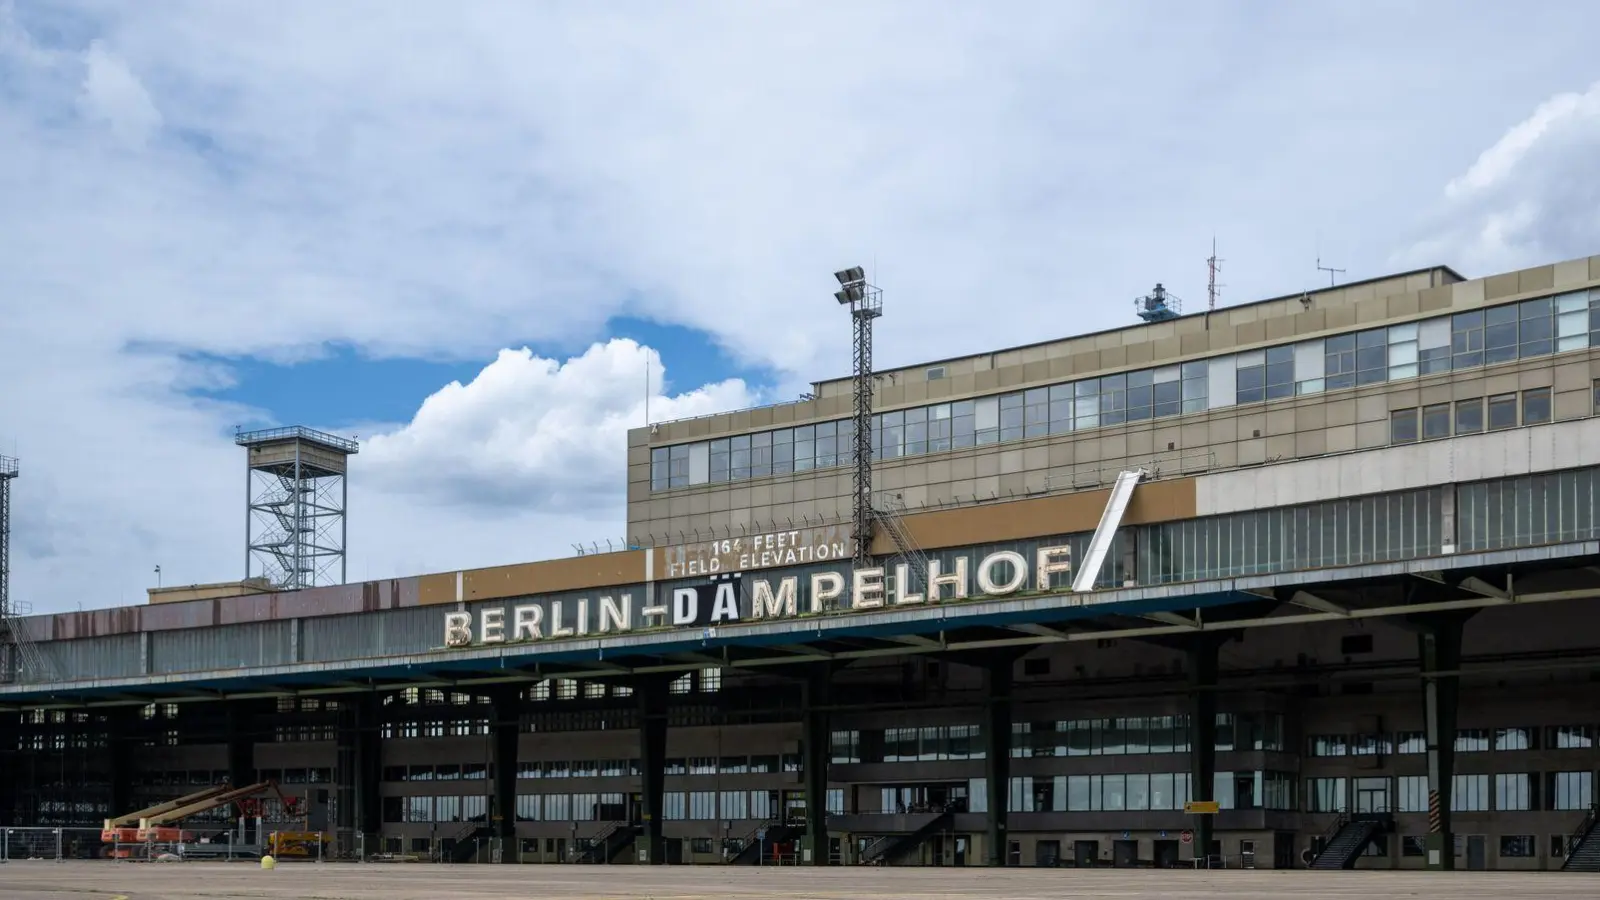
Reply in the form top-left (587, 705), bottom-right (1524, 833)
top-left (1207, 356), bottom-right (1237, 408)
top-left (1488, 393), bottom-right (1518, 430)
top-left (1422, 403), bottom-right (1450, 439)
top-left (708, 439), bottom-right (730, 483)
top-left (1523, 387), bottom-right (1551, 425)
top-left (770, 429), bottom-right (793, 474)
top-left (999, 392), bottom-right (1026, 441)
top-left (1455, 398), bottom-right (1483, 434)
top-left (792, 425), bottom-right (815, 471)
top-left (1390, 408), bottom-right (1418, 444)
top-left (974, 396), bottom-right (1000, 444)
top-left (650, 447), bottom-right (669, 491)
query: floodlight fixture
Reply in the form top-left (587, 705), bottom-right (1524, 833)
top-left (834, 266), bottom-right (865, 286)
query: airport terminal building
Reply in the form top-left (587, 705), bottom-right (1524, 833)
top-left (5, 252), bottom-right (1600, 872)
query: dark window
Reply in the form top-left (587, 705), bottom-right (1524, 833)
top-left (1451, 310), bottom-right (1484, 370)
top-left (1355, 329), bottom-right (1388, 385)
top-left (1500, 835), bottom-right (1535, 858)
top-left (1522, 387), bottom-right (1551, 425)
top-left (1340, 634), bottom-right (1375, 655)
top-left (1422, 403), bottom-right (1451, 439)
top-left (1023, 657), bottom-right (1050, 676)
top-left (1325, 333), bottom-right (1357, 390)
top-left (1518, 297), bottom-right (1553, 358)
top-left (1265, 346), bottom-right (1295, 399)
top-left (1402, 836), bottom-right (1426, 857)
top-left (1483, 304), bottom-right (1519, 365)
top-left (1390, 408), bottom-right (1419, 444)
top-left (1488, 393), bottom-right (1518, 430)
top-left (1455, 398), bottom-right (1484, 434)
top-left (1125, 370), bottom-right (1154, 421)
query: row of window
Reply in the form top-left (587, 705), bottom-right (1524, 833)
top-left (1307, 771), bottom-right (1594, 813)
top-left (1307, 725), bottom-right (1595, 757)
top-left (1389, 387), bottom-right (1556, 444)
top-left (129, 768), bottom-right (332, 788)
top-left (650, 289), bottom-right (1600, 491)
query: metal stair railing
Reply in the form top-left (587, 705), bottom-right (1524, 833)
top-left (1561, 804), bottom-right (1599, 870)
top-left (873, 495), bottom-right (931, 602)
top-left (1071, 468), bottom-right (1145, 592)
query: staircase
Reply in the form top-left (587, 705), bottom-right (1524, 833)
top-left (858, 810), bottom-right (953, 866)
top-left (728, 820), bottom-right (799, 864)
top-left (445, 820), bottom-right (495, 863)
top-left (572, 821), bottom-right (637, 864)
top-left (1561, 806), bottom-right (1600, 871)
top-left (1071, 468), bottom-right (1145, 592)
top-left (1310, 813), bottom-right (1381, 870)
top-left (873, 498), bottom-right (931, 601)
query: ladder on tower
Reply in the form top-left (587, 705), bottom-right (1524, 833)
top-left (1071, 468), bottom-right (1146, 593)
top-left (874, 496), bottom-right (931, 602)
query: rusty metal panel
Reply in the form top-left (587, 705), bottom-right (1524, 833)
top-left (301, 605), bottom-right (439, 662)
top-left (273, 583), bottom-right (370, 619)
top-left (139, 599), bottom-right (220, 632)
top-left (27, 635), bottom-right (142, 682)
top-left (149, 620), bottom-right (295, 674)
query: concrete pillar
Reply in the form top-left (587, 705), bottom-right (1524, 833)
top-left (0, 710), bottom-right (16, 823)
top-left (1419, 617), bottom-right (1463, 870)
top-left (490, 688), bottom-right (522, 860)
top-left (982, 658), bottom-right (1013, 867)
top-left (801, 664), bottom-right (832, 866)
top-left (1188, 638), bottom-right (1220, 864)
top-left (636, 674), bottom-right (670, 865)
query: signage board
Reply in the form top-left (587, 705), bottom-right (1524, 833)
top-left (1183, 801), bottom-right (1220, 815)
top-left (659, 526), bottom-right (852, 578)
top-left (442, 542), bottom-right (1072, 649)
top-left (1180, 830), bottom-right (1194, 844)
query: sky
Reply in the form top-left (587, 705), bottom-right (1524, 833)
top-left (2, 0), bottom-right (1599, 613)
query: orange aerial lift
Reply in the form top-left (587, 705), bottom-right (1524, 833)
top-left (135, 781), bottom-right (285, 843)
top-left (101, 784), bottom-right (237, 845)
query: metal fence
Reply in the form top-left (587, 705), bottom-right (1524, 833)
top-left (1, 827), bottom-right (105, 861)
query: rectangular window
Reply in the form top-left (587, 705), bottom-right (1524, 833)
top-left (1099, 373), bottom-right (1127, 425)
top-left (720, 790), bottom-right (748, 820)
top-left (750, 431), bottom-right (772, 478)
top-left (1518, 296), bottom-right (1554, 358)
top-left (1419, 317), bottom-right (1452, 374)
top-left (1074, 380), bottom-right (1100, 430)
top-left (1125, 370), bottom-right (1154, 421)
top-left (1207, 357), bottom-right (1237, 408)
top-left (1488, 393), bottom-right (1518, 430)
top-left (929, 403), bottom-right (954, 450)
top-left (1500, 835), bottom-right (1535, 858)
top-left (1309, 735), bottom-right (1349, 757)
top-left (650, 447), bottom-right (668, 491)
top-left (708, 439), bottom-right (730, 483)
top-left (1455, 729), bottom-right (1490, 752)
top-left (728, 435), bottom-right (751, 479)
top-left (1388, 322), bottom-right (1419, 381)
top-left (1483, 303), bottom-right (1519, 365)
top-left (1152, 366), bottom-right (1181, 418)
top-left (1495, 726), bottom-right (1534, 751)
top-left (1236, 349), bottom-right (1266, 404)
top-left (1455, 398), bottom-right (1483, 434)
top-left (1558, 291), bottom-right (1590, 352)
top-left (792, 425), bottom-right (815, 471)
top-left (1293, 340), bottom-right (1325, 395)
top-left (1452, 310), bottom-right (1485, 370)
top-left (1522, 387), bottom-right (1551, 425)
top-left (1324, 334), bottom-right (1357, 390)
top-left (999, 392), bottom-right (1025, 441)
top-left (1552, 771), bottom-right (1594, 810)
top-left (974, 396), bottom-right (1000, 444)
top-left (771, 428), bottom-right (793, 474)
top-left (1307, 777), bottom-right (1346, 812)
top-left (1495, 773), bottom-right (1531, 811)
top-left (688, 791), bottom-right (717, 820)
top-left (1182, 361), bottom-right (1209, 412)
top-left (1402, 836), bottom-right (1426, 857)
top-left (1390, 408), bottom-right (1418, 444)
top-left (1422, 403), bottom-right (1450, 439)
top-left (951, 400), bottom-right (976, 448)
top-left (1355, 328), bottom-right (1388, 385)
top-left (1452, 773), bottom-right (1489, 811)
top-left (1398, 776), bottom-right (1428, 812)
top-left (1048, 385), bottom-right (1074, 434)
top-left (1022, 389), bottom-right (1049, 439)
top-left (1550, 725), bottom-right (1595, 749)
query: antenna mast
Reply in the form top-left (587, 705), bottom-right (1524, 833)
top-left (1316, 256), bottom-right (1345, 287)
top-left (1207, 238), bottom-right (1224, 311)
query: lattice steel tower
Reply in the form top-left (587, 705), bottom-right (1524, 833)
top-left (833, 266), bottom-right (882, 569)
top-left (1, 455), bottom-right (19, 682)
top-left (236, 427), bottom-right (359, 590)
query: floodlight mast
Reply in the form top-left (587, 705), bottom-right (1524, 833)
top-left (833, 266), bottom-right (882, 572)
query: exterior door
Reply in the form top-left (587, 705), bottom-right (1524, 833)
top-left (953, 836), bottom-right (967, 867)
top-left (1355, 777), bottom-right (1391, 814)
top-left (1113, 839), bottom-right (1138, 867)
top-left (1075, 840), bottom-right (1098, 867)
top-left (1153, 839), bottom-right (1179, 868)
top-left (1466, 834), bottom-right (1486, 870)
top-left (1036, 839), bottom-right (1061, 867)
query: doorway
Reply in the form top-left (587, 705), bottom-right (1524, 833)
top-left (1036, 839), bottom-right (1061, 867)
top-left (1465, 834), bottom-right (1486, 871)
top-left (1355, 777), bottom-right (1391, 814)
top-left (1153, 839), bottom-right (1179, 868)
top-left (1240, 839), bottom-right (1256, 869)
top-left (1074, 839), bottom-right (1099, 867)
top-left (1274, 831), bottom-right (1296, 869)
top-left (953, 836), bottom-right (968, 867)
top-left (1113, 840), bottom-right (1138, 867)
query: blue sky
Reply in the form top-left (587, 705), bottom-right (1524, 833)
top-left (189, 316), bottom-right (780, 432)
top-left (3, 0), bottom-right (1600, 612)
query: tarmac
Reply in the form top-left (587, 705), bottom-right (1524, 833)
top-left (0, 861), bottom-right (1596, 899)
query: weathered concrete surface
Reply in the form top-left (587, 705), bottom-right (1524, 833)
top-left (0, 862), bottom-right (1595, 899)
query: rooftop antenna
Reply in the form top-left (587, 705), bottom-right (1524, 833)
top-left (1205, 238), bottom-right (1225, 330)
top-left (1316, 256), bottom-right (1345, 287)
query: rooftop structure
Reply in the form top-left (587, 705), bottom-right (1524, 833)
top-left (236, 426), bottom-right (359, 591)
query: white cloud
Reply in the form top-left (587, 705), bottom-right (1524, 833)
top-left (4, 1), bottom-right (1600, 613)
top-left (1399, 80), bottom-right (1600, 274)
top-left (362, 339), bottom-right (755, 511)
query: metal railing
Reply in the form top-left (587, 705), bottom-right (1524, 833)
top-left (234, 426), bottom-right (360, 454)
top-left (1563, 803), bottom-right (1598, 864)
